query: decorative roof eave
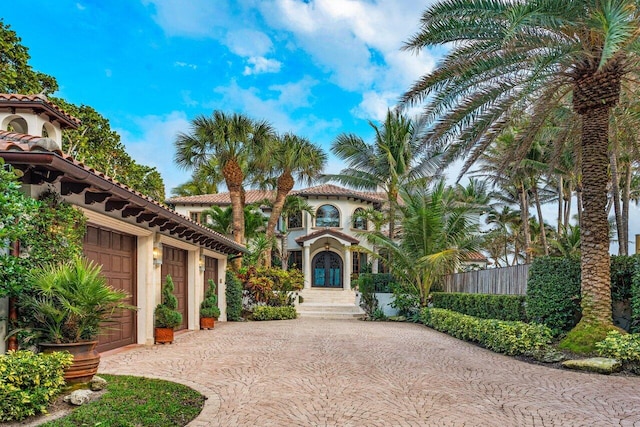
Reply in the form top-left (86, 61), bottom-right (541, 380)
top-left (295, 228), bottom-right (360, 246)
top-left (0, 94), bottom-right (81, 129)
top-left (0, 149), bottom-right (246, 255)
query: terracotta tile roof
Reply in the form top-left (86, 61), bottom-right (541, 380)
top-left (0, 130), bottom-right (63, 152)
top-left (0, 94), bottom-right (81, 128)
top-left (167, 190), bottom-right (275, 205)
top-left (465, 252), bottom-right (488, 262)
top-left (295, 228), bottom-right (360, 245)
top-left (292, 184), bottom-right (385, 204)
top-left (0, 134), bottom-right (245, 254)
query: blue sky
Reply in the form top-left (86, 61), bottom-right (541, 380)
top-left (2, 0), bottom-right (439, 195)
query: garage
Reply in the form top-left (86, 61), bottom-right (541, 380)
top-left (204, 256), bottom-right (218, 298)
top-left (83, 224), bottom-right (137, 353)
top-left (161, 246), bottom-right (188, 330)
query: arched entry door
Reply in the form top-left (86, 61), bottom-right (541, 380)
top-left (312, 251), bottom-right (342, 288)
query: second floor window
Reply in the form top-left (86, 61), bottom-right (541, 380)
top-left (352, 208), bottom-right (367, 230)
top-left (315, 204), bottom-right (340, 227)
top-left (287, 211), bottom-right (303, 229)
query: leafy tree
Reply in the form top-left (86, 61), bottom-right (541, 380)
top-left (201, 205), bottom-right (266, 241)
top-left (172, 160), bottom-right (220, 196)
top-left (0, 20), bottom-right (58, 94)
top-left (258, 133), bottom-right (326, 267)
top-left (324, 110), bottom-right (435, 239)
top-left (174, 111), bottom-right (274, 248)
top-left (402, 0), bottom-right (640, 331)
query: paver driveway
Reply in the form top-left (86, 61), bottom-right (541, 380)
top-left (100, 319), bottom-right (640, 426)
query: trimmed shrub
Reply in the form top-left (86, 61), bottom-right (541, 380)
top-left (420, 308), bottom-right (552, 356)
top-left (431, 292), bottom-right (527, 322)
top-left (596, 331), bottom-right (640, 369)
top-left (225, 270), bottom-right (243, 321)
top-left (252, 306), bottom-right (297, 321)
top-left (0, 350), bottom-right (73, 422)
top-left (611, 255), bottom-right (638, 302)
top-left (632, 261), bottom-right (640, 333)
top-left (526, 256), bottom-right (581, 334)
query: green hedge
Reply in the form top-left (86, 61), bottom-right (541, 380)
top-left (252, 306), bottom-right (297, 321)
top-left (0, 350), bottom-right (73, 422)
top-left (356, 273), bottom-right (396, 293)
top-left (225, 270), bottom-right (243, 321)
top-left (526, 256), bottom-right (581, 334)
top-left (632, 261), bottom-right (640, 333)
top-left (420, 308), bottom-right (552, 356)
top-left (431, 292), bottom-right (527, 322)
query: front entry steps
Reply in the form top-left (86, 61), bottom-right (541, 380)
top-left (297, 289), bottom-right (364, 319)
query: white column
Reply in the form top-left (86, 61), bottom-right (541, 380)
top-left (137, 233), bottom-right (155, 346)
top-left (343, 245), bottom-right (352, 290)
top-left (218, 257), bottom-right (228, 321)
top-left (303, 244), bottom-right (311, 289)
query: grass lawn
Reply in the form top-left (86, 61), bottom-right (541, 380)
top-left (42, 374), bottom-right (205, 427)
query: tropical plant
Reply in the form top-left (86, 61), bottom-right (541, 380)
top-left (273, 195), bottom-right (314, 270)
top-left (257, 133), bottom-right (326, 267)
top-left (361, 181), bottom-right (482, 306)
top-left (154, 275), bottom-right (182, 329)
top-left (172, 159), bottom-right (221, 196)
top-left (200, 279), bottom-right (221, 319)
top-left (202, 205), bottom-right (266, 240)
top-left (402, 0), bottom-right (640, 333)
top-left (174, 111), bottom-right (275, 249)
top-left (15, 257), bottom-right (134, 344)
top-left (324, 109), bottom-right (435, 239)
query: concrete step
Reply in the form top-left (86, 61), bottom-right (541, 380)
top-left (297, 303), bottom-right (362, 313)
top-left (297, 311), bottom-right (364, 319)
top-left (300, 289), bottom-right (357, 304)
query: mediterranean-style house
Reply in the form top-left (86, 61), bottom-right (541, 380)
top-left (0, 94), bottom-right (245, 354)
top-left (168, 185), bottom-right (388, 317)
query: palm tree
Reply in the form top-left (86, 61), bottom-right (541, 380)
top-left (324, 109), bottom-right (436, 239)
top-left (172, 160), bottom-right (221, 197)
top-left (402, 0), bottom-right (640, 331)
top-left (201, 205), bottom-right (267, 240)
top-left (174, 111), bottom-right (274, 248)
top-left (274, 195), bottom-right (315, 270)
top-left (257, 133), bottom-right (326, 267)
top-left (361, 181), bottom-right (482, 306)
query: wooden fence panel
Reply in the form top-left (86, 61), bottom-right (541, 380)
top-left (441, 264), bottom-right (530, 295)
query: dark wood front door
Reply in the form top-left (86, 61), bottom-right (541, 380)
top-left (83, 225), bottom-right (137, 353)
top-left (204, 256), bottom-right (218, 298)
top-left (161, 246), bottom-right (188, 330)
top-left (312, 251), bottom-right (343, 288)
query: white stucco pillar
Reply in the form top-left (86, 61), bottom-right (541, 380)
top-left (217, 257), bottom-right (228, 322)
top-left (303, 244), bottom-right (311, 289)
top-left (137, 233), bottom-right (155, 346)
top-left (343, 245), bottom-right (352, 290)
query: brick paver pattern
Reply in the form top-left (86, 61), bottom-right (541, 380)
top-left (99, 319), bottom-right (640, 426)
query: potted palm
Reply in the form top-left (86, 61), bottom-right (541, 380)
top-left (16, 257), bottom-right (135, 383)
top-left (200, 279), bottom-right (221, 329)
top-left (154, 275), bottom-right (182, 344)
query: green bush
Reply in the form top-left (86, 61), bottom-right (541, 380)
top-left (252, 306), bottom-right (297, 321)
top-left (611, 255), bottom-right (638, 301)
top-left (431, 292), bottom-right (527, 322)
top-left (526, 256), bottom-right (581, 334)
top-left (632, 261), bottom-right (640, 333)
top-left (200, 279), bottom-right (220, 319)
top-left (420, 308), bottom-right (552, 356)
top-left (225, 270), bottom-right (243, 321)
top-left (154, 275), bottom-right (182, 328)
top-left (356, 273), bottom-right (396, 293)
top-left (0, 350), bottom-right (73, 422)
top-left (596, 331), bottom-right (640, 367)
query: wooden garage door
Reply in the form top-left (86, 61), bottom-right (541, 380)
top-left (203, 256), bottom-right (218, 298)
top-left (161, 246), bottom-right (188, 330)
top-left (83, 225), bottom-right (137, 353)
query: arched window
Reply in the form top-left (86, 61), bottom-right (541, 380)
top-left (315, 204), bottom-right (340, 227)
top-left (352, 208), bottom-right (367, 230)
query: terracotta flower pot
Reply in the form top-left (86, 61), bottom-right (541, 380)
top-left (39, 341), bottom-right (100, 384)
top-left (155, 327), bottom-right (174, 344)
top-left (200, 317), bottom-right (215, 330)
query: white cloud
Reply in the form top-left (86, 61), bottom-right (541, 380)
top-left (180, 90), bottom-right (198, 107)
top-left (76, 3), bottom-right (86, 11)
top-left (351, 91), bottom-right (396, 121)
top-left (117, 111), bottom-right (191, 193)
top-left (243, 57), bottom-right (282, 75)
top-left (142, 0), bottom-right (230, 38)
top-left (226, 29), bottom-right (273, 57)
top-left (174, 61), bottom-right (197, 70)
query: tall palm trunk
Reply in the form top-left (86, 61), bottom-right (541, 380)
top-left (518, 184), bottom-right (531, 263)
top-left (532, 185), bottom-right (548, 256)
top-left (579, 104), bottom-right (613, 326)
top-left (223, 160), bottom-right (245, 268)
top-left (264, 171), bottom-right (294, 268)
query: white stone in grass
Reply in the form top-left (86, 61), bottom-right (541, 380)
top-left (90, 375), bottom-right (108, 391)
top-left (64, 389), bottom-right (94, 406)
top-left (562, 357), bottom-right (622, 374)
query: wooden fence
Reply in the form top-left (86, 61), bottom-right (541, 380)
top-left (441, 264), bottom-right (530, 295)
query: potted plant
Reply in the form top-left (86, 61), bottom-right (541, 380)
top-left (154, 275), bottom-right (183, 344)
top-left (200, 279), bottom-right (221, 329)
top-left (16, 257), bottom-right (135, 383)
